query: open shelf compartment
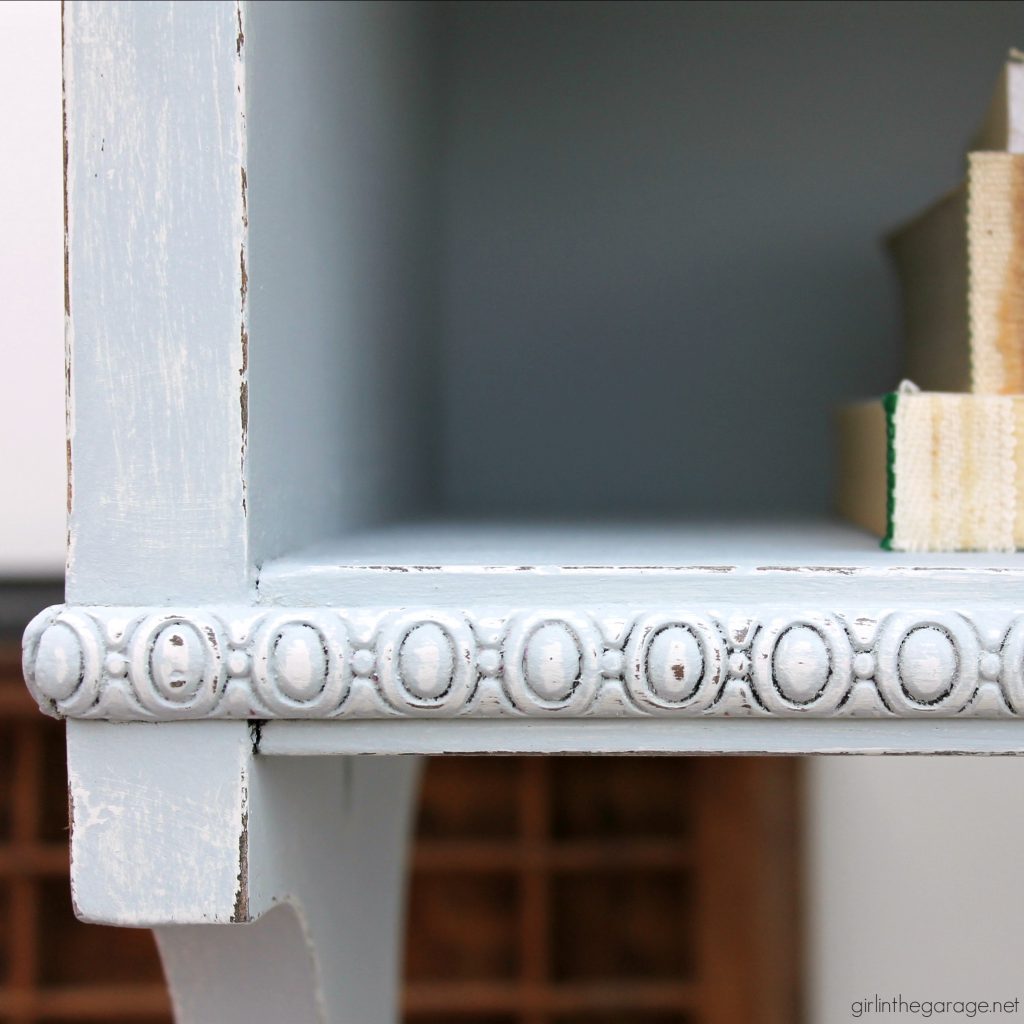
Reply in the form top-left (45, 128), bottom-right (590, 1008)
top-left (48, 4), bottom-right (1024, 751)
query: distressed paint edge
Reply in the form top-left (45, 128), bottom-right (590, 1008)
top-left (21, 602), bottom-right (1024, 722)
top-left (66, 720), bottom-right (255, 927)
top-left (258, 717), bottom-right (1024, 757)
top-left (62, 1), bottom-right (254, 602)
top-left (236, 0), bottom-right (250, 527)
top-left (62, 0), bottom-right (74, 579)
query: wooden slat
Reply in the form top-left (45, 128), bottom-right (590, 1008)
top-left (9, 728), bottom-right (43, 1001)
top-left (0, 689), bottom-right (46, 719)
top-left (518, 758), bottom-right (549, 1024)
top-left (0, 845), bottom-right (70, 877)
top-left (0, 983), bottom-right (172, 1019)
top-left (0, 647), bottom-right (42, 717)
top-left (404, 979), bottom-right (699, 1015)
top-left (412, 838), bottom-right (692, 873)
top-left (694, 758), bottom-right (803, 1024)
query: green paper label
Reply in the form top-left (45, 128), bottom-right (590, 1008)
top-left (881, 391), bottom-right (898, 551)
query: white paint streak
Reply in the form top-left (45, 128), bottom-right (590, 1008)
top-left (64, 1), bottom-right (250, 604)
top-left (68, 720), bottom-right (251, 926)
top-left (281, 637), bottom-right (314, 694)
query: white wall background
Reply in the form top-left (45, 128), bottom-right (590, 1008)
top-left (0, 0), bottom-right (65, 576)
top-left (808, 758), bottom-right (1024, 1021)
top-left (4, 4), bottom-right (1024, 1020)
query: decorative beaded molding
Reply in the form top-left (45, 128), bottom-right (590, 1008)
top-left (21, 604), bottom-right (1024, 721)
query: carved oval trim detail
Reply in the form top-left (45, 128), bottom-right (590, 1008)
top-left (399, 623), bottom-right (456, 700)
top-left (875, 613), bottom-right (978, 713)
top-left (151, 621), bottom-right (214, 704)
top-left (774, 626), bottom-right (831, 704)
top-left (899, 628), bottom-right (957, 703)
top-left (524, 622), bottom-right (581, 702)
top-left (252, 614), bottom-right (349, 716)
top-left (23, 606), bottom-right (103, 716)
top-left (751, 616), bottom-right (853, 713)
top-left (272, 624), bottom-right (327, 701)
top-left (18, 604), bottom-right (1024, 722)
top-left (624, 615), bottom-right (725, 713)
top-left (999, 616), bottom-right (1024, 713)
top-left (503, 612), bottom-right (601, 714)
top-left (377, 612), bottom-right (474, 714)
top-left (128, 614), bottom-right (225, 717)
top-left (35, 622), bottom-right (83, 701)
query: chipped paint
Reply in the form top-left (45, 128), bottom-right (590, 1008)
top-left (67, 721), bottom-right (255, 925)
top-left (756, 565), bottom-right (859, 575)
top-left (233, 804), bottom-right (249, 922)
top-left (61, 0), bottom-right (69, 318)
top-left (344, 563), bottom-right (737, 574)
top-left (63, 2), bottom-right (252, 603)
top-left (236, 0), bottom-right (249, 530)
top-left (248, 718), bottom-right (264, 752)
top-left (62, 1), bottom-right (73, 532)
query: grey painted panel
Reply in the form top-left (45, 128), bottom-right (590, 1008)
top-left (244, 1), bottom-right (440, 567)
top-left (436, 1), bottom-right (1024, 517)
top-left (257, 520), bottom-right (1024, 604)
top-left (65, 1), bottom-right (249, 603)
top-left (260, 717), bottom-right (1024, 756)
top-left (157, 906), bottom-right (324, 1024)
top-left (245, 754), bottom-right (420, 1022)
top-left (67, 719), bottom-right (252, 926)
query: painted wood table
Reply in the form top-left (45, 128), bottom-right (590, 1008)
top-left (23, 3), bottom-right (1024, 1021)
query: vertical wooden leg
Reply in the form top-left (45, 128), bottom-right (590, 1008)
top-left (66, 722), bottom-right (421, 1024)
top-left (694, 757), bottom-right (802, 1024)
